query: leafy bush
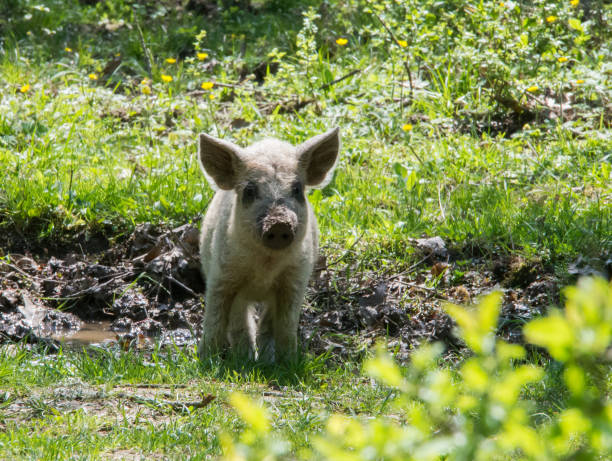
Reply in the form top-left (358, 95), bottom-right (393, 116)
top-left (224, 277), bottom-right (612, 460)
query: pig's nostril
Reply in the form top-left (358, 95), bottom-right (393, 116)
top-left (263, 223), bottom-right (294, 250)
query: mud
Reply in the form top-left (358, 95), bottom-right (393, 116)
top-left (0, 223), bottom-right (204, 351)
top-left (0, 225), bottom-right (564, 361)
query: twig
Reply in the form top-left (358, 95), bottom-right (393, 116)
top-left (325, 231), bottom-right (366, 268)
top-left (46, 271), bottom-right (135, 300)
top-left (164, 275), bottom-right (199, 297)
top-left (384, 255), bottom-right (431, 281)
top-left (394, 280), bottom-right (438, 293)
top-left (132, 383), bottom-right (189, 389)
top-left (320, 69), bottom-right (361, 91)
top-left (116, 392), bottom-right (215, 412)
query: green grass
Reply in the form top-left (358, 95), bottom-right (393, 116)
top-left (1, 0), bottom-right (611, 458)
top-left (0, 344), bottom-right (386, 459)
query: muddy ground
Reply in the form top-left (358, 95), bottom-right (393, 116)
top-left (0, 224), bottom-right (567, 361)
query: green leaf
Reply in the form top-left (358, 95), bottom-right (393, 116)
top-left (568, 18), bottom-right (583, 32)
top-left (364, 349), bottom-right (406, 389)
top-left (445, 292), bottom-right (501, 354)
top-left (523, 313), bottom-right (574, 361)
top-left (229, 393), bottom-right (269, 434)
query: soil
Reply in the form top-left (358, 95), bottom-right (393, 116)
top-left (0, 225), bottom-right (562, 362)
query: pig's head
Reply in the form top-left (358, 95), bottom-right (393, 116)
top-left (198, 128), bottom-right (340, 251)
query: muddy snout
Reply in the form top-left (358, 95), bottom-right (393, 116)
top-left (259, 206), bottom-right (298, 250)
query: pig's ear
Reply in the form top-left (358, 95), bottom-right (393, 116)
top-left (297, 127), bottom-right (340, 187)
top-left (198, 133), bottom-right (244, 190)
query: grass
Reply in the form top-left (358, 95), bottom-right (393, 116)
top-left (0, 344), bottom-right (386, 459)
top-left (0, 0), bottom-right (611, 458)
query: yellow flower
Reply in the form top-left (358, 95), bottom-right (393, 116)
top-left (166, 58), bottom-right (177, 64)
top-left (336, 38), bottom-right (348, 46)
top-left (161, 74), bottom-right (173, 83)
top-left (575, 79), bottom-right (585, 84)
top-left (499, 1), bottom-right (505, 6)
top-left (201, 81), bottom-right (214, 90)
top-left (65, 47), bottom-right (72, 52)
top-left (115, 52), bottom-right (121, 57)
top-left (197, 52), bottom-right (208, 61)
top-left (88, 73), bottom-right (98, 80)
top-left (19, 84), bottom-right (30, 93)
top-left (546, 15), bottom-right (557, 23)
top-left (141, 78), bottom-right (151, 86)
top-left (526, 86), bottom-right (539, 93)
top-left (208, 93), bottom-right (215, 100)
top-left (402, 123), bottom-right (413, 131)
top-left (571, 0), bottom-right (579, 6)
top-left (397, 40), bottom-right (408, 47)
top-left (141, 85), bottom-right (151, 95)
top-left (557, 56), bottom-right (568, 63)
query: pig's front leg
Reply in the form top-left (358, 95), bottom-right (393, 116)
top-left (227, 293), bottom-right (257, 359)
top-left (257, 300), bottom-right (276, 363)
top-left (272, 279), bottom-right (308, 362)
top-left (198, 284), bottom-right (232, 357)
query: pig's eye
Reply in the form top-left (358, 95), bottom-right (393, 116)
top-left (242, 182), bottom-right (258, 204)
top-left (291, 181), bottom-right (304, 201)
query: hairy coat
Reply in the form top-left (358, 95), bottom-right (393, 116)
top-left (197, 128), bottom-right (340, 361)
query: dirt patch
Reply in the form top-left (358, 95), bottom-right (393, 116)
top-left (0, 227), bottom-right (560, 361)
top-left (0, 223), bottom-right (204, 350)
top-left (304, 251), bottom-right (558, 362)
top-left (2, 379), bottom-right (214, 429)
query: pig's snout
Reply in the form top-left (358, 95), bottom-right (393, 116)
top-left (259, 206), bottom-right (298, 250)
top-left (263, 222), bottom-right (294, 249)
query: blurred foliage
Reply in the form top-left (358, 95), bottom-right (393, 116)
top-left (225, 277), bottom-right (612, 460)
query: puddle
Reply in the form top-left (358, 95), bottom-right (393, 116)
top-left (53, 321), bottom-right (116, 346)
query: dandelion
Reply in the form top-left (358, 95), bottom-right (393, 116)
top-left (197, 52), bottom-right (208, 61)
top-left (166, 58), bottom-right (177, 64)
top-left (397, 40), bottom-right (408, 47)
top-left (88, 73), bottom-right (98, 80)
top-left (402, 123), bottom-right (413, 131)
top-left (141, 78), bottom-right (151, 86)
top-left (571, 0), bottom-right (579, 6)
top-left (557, 56), bottom-right (568, 63)
top-left (65, 47), bottom-right (72, 52)
top-left (209, 94), bottom-right (215, 100)
top-left (19, 84), bottom-right (30, 93)
top-left (141, 85), bottom-right (151, 95)
top-left (575, 79), bottom-right (585, 84)
top-left (161, 74), bottom-right (173, 83)
top-left (201, 81), bottom-right (214, 90)
top-left (526, 86), bottom-right (539, 93)
top-left (546, 15), bottom-right (557, 23)
top-left (499, 1), bottom-right (505, 6)
top-left (336, 38), bottom-right (348, 46)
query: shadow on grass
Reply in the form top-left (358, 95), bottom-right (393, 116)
top-left (198, 347), bottom-right (335, 386)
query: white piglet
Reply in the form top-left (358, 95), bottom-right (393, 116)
top-left (197, 128), bottom-right (340, 362)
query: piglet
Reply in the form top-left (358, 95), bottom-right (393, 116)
top-left (197, 128), bottom-right (340, 361)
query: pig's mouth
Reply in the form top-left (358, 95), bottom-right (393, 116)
top-left (257, 207), bottom-right (298, 250)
